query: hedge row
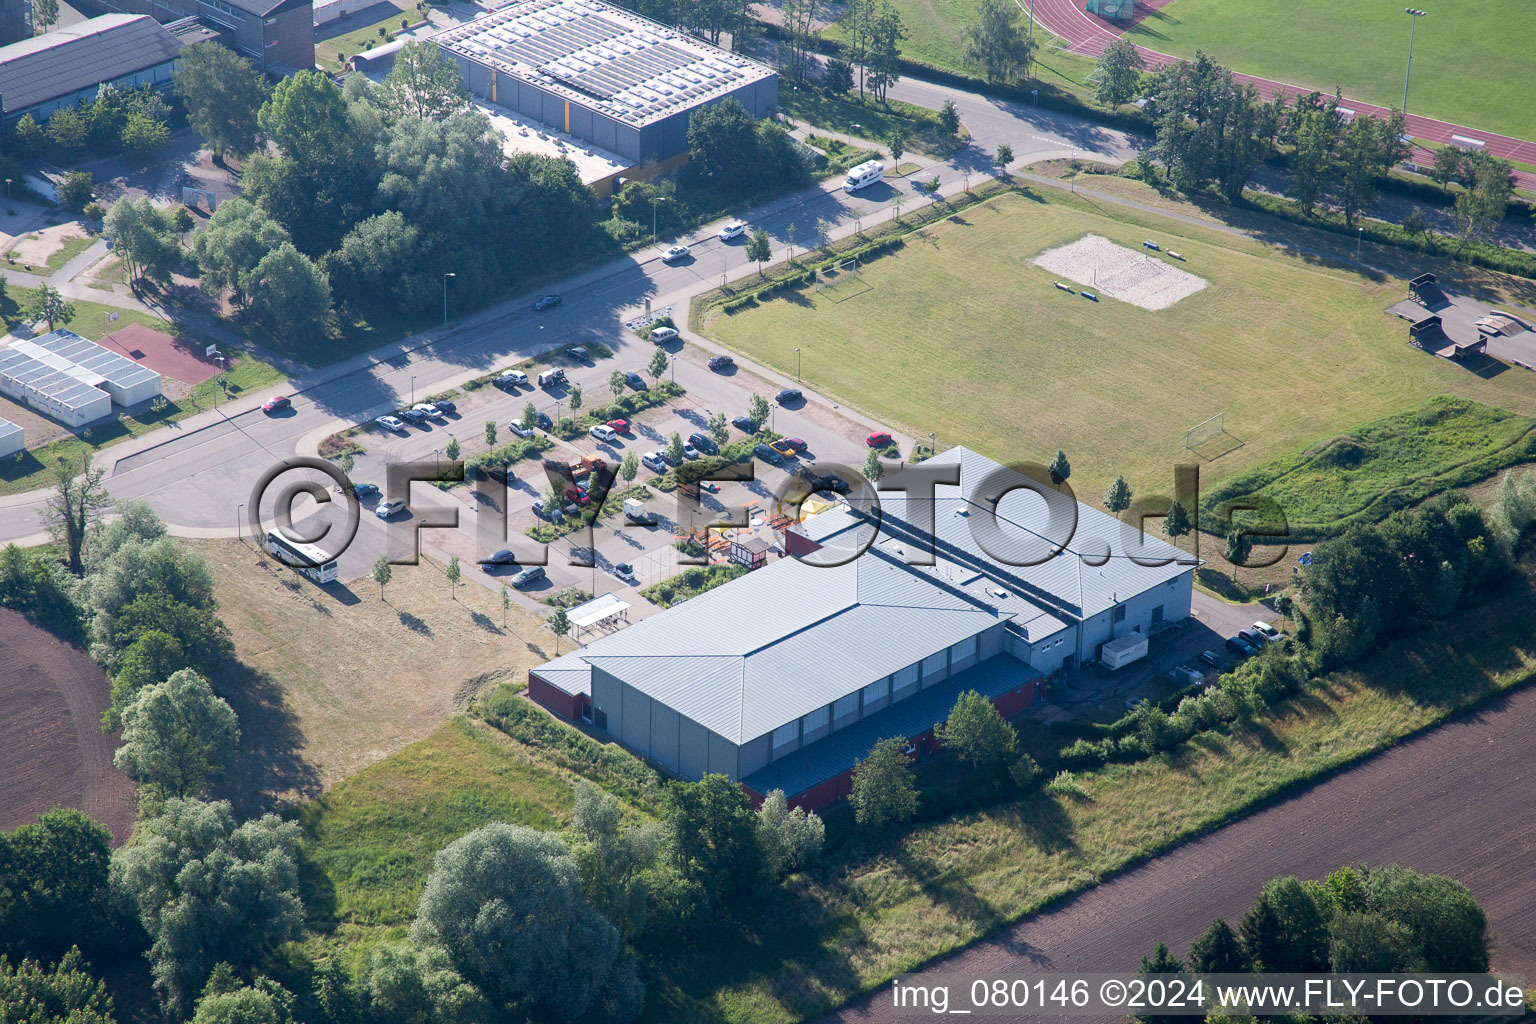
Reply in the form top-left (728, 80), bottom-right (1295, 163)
top-left (464, 434), bottom-right (553, 473)
top-left (719, 235), bottom-right (910, 313)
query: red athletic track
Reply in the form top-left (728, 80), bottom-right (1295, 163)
top-left (1032, 0), bottom-right (1536, 190)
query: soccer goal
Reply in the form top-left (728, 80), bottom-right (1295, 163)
top-left (1184, 412), bottom-right (1243, 460)
top-left (814, 257), bottom-right (869, 302)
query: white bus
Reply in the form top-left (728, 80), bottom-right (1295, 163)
top-left (842, 159), bottom-right (885, 192)
top-left (265, 530), bottom-right (340, 584)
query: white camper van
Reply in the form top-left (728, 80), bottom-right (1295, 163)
top-left (842, 160), bottom-right (885, 192)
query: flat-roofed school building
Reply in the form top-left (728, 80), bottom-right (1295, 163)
top-left (434, 0), bottom-right (777, 167)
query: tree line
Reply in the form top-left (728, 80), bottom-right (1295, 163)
top-left (7, 83), bottom-right (175, 162)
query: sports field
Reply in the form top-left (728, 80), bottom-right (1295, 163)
top-left (1128, 0), bottom-right (1536, 142)
top-left (703, 189), bottom-right (1536, 505)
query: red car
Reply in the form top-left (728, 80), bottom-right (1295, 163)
top-left (866, 431), bottom-right (892, 447)
top-left (262, 395), bottom-right (291, 414)
top-left (607, 418), bottom-right (630, 434)
top-left (564, 487), bottom-right (591, 507)
top-left (780, 436), bottom-right (808, 453)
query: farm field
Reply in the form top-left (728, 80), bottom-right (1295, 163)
top-left (703, 188), bottom-right (1536, 509)
top-left (1127, 0), bottom-right (1536, 142)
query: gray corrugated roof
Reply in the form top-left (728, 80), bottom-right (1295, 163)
top-left (0, 15), bottom-right (182, 115)
top-left (0, 417), bottom-right (20, 441)
top-left (0, 346), bottom-right (111, 412)
top-left (27, 330), bottom-right (160, 392)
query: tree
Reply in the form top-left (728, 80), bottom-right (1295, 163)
top-left (191, 976), bottom-right (297, 1024)
top-left (375, 41), bottom-right (469, 123)
top-left (863, 448), bottom-right (885, 483)
top-left (43, 452), bottom-right (110, 575)
top-left (1430, 145), bottom-right (1469, 186)
top-left (685, 96), bottom-right (759, 191)
top-left (325, 211), bottom-right (420, 311)
top-left (994, 142), bottom-right (1014, 173)
top-left (444, 436), bottom-right (460, 462)
top-left (1103, 475), bottom-right (1133, 515)
top-left (8, 115), bottom-right (47, 158)
top-left (24, 284), bottom-right (74, 334)
top-left (521, 402), bottom-right (538, 430)
top-left (822, 58), bottom-right (854, 95)
top-left (410, 823), bottom-right (642, 1022)
top-left (1095, 38), bottom-right (1145, 107)
top-left (1163, 500), bottom-right (1192, 540)
top-left (1329, 912), bottom-right (1413, 973)
top-left (1223, 524), bottom-right (1252, 578)
top-left (609, 370), bottom-right (627, 400)
top-left (1335, 110), bottom-right (1408, 226)
top-left (864, 0), bottom-right (906, 102)
top-left (103, 198), bottom-right (180, 287)
top-left (483, 420), bottom-right (497, 447)
top-left (745, 227), bottom-right (772, 274)
top-left (359, 942), bottom-right (491, 1024)
top-left (756, 790), bottom-right (824, 876)
top-left (246, 242), bottom-right (331, 339)
top-left (1402, 207), bottom-right (1431, 237)
top-left (47, 108), bottom-right (87, 153)
top-left (934, 689), bottom-right (1016, 771)
top-left (1047, 449), bottom-right (1071, 488)
top-left (122, 110), bottom-right (172, 154)
top-left (1133, 943), bottom-right (1185, 1024)
top-left (107, 629), bottom-right (186, 728)
top-left (111, 799), bottom-right (303, 1011)
top-left (850, 737), bottom-right (917, 827)
top-left (938, 98), bottom-right (960, 136)
top-left (500, 586), bottom-right (511, 627)
top-left (748, 393), bottom-right (770, 426)
top-left (372, 556), bottom-right (392, 599)
top-left (173, 42), bottom-right (269, 158)
top-left (58, 171), bottom-right (95, 212)
top-left (548, 607), bottom-right (571, 652)
top-left (963, 0), bottom-right (1032, 85)
top-left (569, 384), bottom-right (583, 411)
top-left (1283, 91), bottom-right (1341, 213)
top-left (620, 449), bottom-right (639, 484)
top-left (444, 555), bottom-right (461, 599)
top-left (0, 810), bottom-right (113, 963)
top-left (0, 948), bottom-right (113, 1024)
top-left (647, 347), bottom-right (669, 379)
top-left (1188, 918), bottom-right (1248, 973)
top-left (1361, 864), bottom-right (1489, 971)
top-left (114, 668), bottom-right (239, 800)
top-left (886, 127), bottom-right (907, 172)
top-left (666, 432), bottom-right (686, 465)
top-left (171, 205), bottom-right (196, 237)
top-left (1239, 877), bottom-right (1329, 972)
top-left (665, 773), bottom-right (767, 903)
top-left (190, 199), bottom-right (291, 306)
top-left (1453, 153), bottom-right (1515, 256)
top-left (30, 0), bottom-right (60, 31)
top-left (708, 412), bottom-right (730, 444)
top-left (258, 70), bottom-right (354, 162)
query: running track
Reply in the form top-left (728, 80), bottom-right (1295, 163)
top-left (1030, 0), bottom-right (1536, 189)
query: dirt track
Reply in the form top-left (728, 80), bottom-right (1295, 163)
top-left (822, 683), bottom-right (1536, 1023)
top-left (0, 609), bottom-right (136, 843)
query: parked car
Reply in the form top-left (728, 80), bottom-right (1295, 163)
top-left (641, 451), bottom-right (668, 473)
top-left (1198, 650), bottom-right (1228, 670)
top-left (614, 562), bottom-right (638, 583)
top-left (662, 244), bottom-right (690, 263)
top-left (754, 442), bottom-right (784, 464)
top-left (776, 387), bottom-right (802, 404)
top-left (1238, 626), bottom-right (1269, 649)
top-left (650, 326), bottom-right (679, 344)
top-left (481, 549), bottom-right (517, 566)
top-left (376, 415), bottom-right (406, 433)
top-left (1225, 636), bottom-right (1257, 658)
top-left (351, 482), bottom-right (380, 498)
top-left (433, 398), bottom-right (456, 414)
top-left (537, 411), bottom-right (553, 430)
top-left (376, 499), bottom-right (407, 519)
top-left (624, 371), bottom-right (647, 390)
top-left (262, 395), bottom-right (290, 414)
top-left (538, 368), bottom-right (566, 389)
top-left (1124, 696), bottom-right (1148, 711)
top-left (1251, 621), bottom-right (1282, 643)
top-left (568, 346), bottom-right (590, 361)
top-left (400, 407), bottom-right (428, 424)
top-left (494, 370), bottom-right (529, 389)
top-left (804, 472), bottom-right (850, 494)
top-left (717, 220), bottom-right (747, 241)
top-left (590, 424), bottom-right (618, 443)
top-left (608, 418), bottom-right (630, 434)
top-left (769, 438), bottom-right (797, 458)
top-left (732, 416), bottom-right (757, 432)
top-left (1169, 665), bottom-right (1205, 687)
top-left (779, 436), bottom-right (808, 454)
top-left (683, 444), bottom-right (701, 459)
top-left (532, 499), bottom-right (549, 518)
top-left (687, 432), bottom-right (718, 454)
top-left (866, 430), bottom-right (893, 447)
top-left (413, 403), bottom-right (444, 420)
top-left (509, 420), bottom-right (535, 438)
top-left (511, 566), bottom-right (546, 589)
top-left (708, 355), bottom-right (735, 371)
top-left (533, 294), bottom-right (562, 312)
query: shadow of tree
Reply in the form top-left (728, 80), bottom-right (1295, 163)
top-left (213, 659), bottom-right (320, 816)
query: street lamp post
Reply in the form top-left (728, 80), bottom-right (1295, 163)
top-left (411, 374), bottom-right (416, 405)
top-left (442, 272), bottom-right (455, 324)
top-left (1357, 225), bottom-right (1364, 259)
top-left (1402, 9), bottom-right (1428, 116)
top-left (236, 503), bottom-right (245, 545)
top-left (795, 347), bottom-right (801, 382)
top-left (929, 431), bottom-right (936, 456)
top-left (3, 179), bottom-right (10, 201)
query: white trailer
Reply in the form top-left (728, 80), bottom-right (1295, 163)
top-left (1101, 632), bottom-right (1149, 670)
top-left (842, 160), bottom-right (885, 192)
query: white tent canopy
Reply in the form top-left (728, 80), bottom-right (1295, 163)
top-left (568, 592), bottom-right (631, 637)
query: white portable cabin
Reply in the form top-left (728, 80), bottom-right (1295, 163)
top-left (1101, 632), bottom-right (1149, 670)
top-left (842, 159), bottom-right (884, 191)
top-left (0, 417), bottom-right (22, 458)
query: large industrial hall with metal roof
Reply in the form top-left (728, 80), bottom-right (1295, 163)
top-left (529, 447), bottom-right (1197, 810)
top-left (433, 0), bottom-right (777, 166)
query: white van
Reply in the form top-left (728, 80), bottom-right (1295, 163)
top-left (650, 326), bottom-right (679, 344)
top-left (842, 160), bottom-right (885, 192)
top-left (537, 368), bottom-right (566, 389)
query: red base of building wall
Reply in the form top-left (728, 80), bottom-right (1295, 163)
top-left (528, 674), bottom-right (586, 722)
top-left (991, 678), bottom-right (1041, 719)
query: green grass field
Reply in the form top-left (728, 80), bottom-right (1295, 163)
top-left (703, 189), bottom-right (1536, 508)
top-left (1129, 0), bottom-right (1536, 141)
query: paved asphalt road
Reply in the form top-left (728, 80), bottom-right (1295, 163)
top-left (820, 682), bottom-right (1536, 1024)
top-left (1029, 0), bottom-right (1536, 190)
